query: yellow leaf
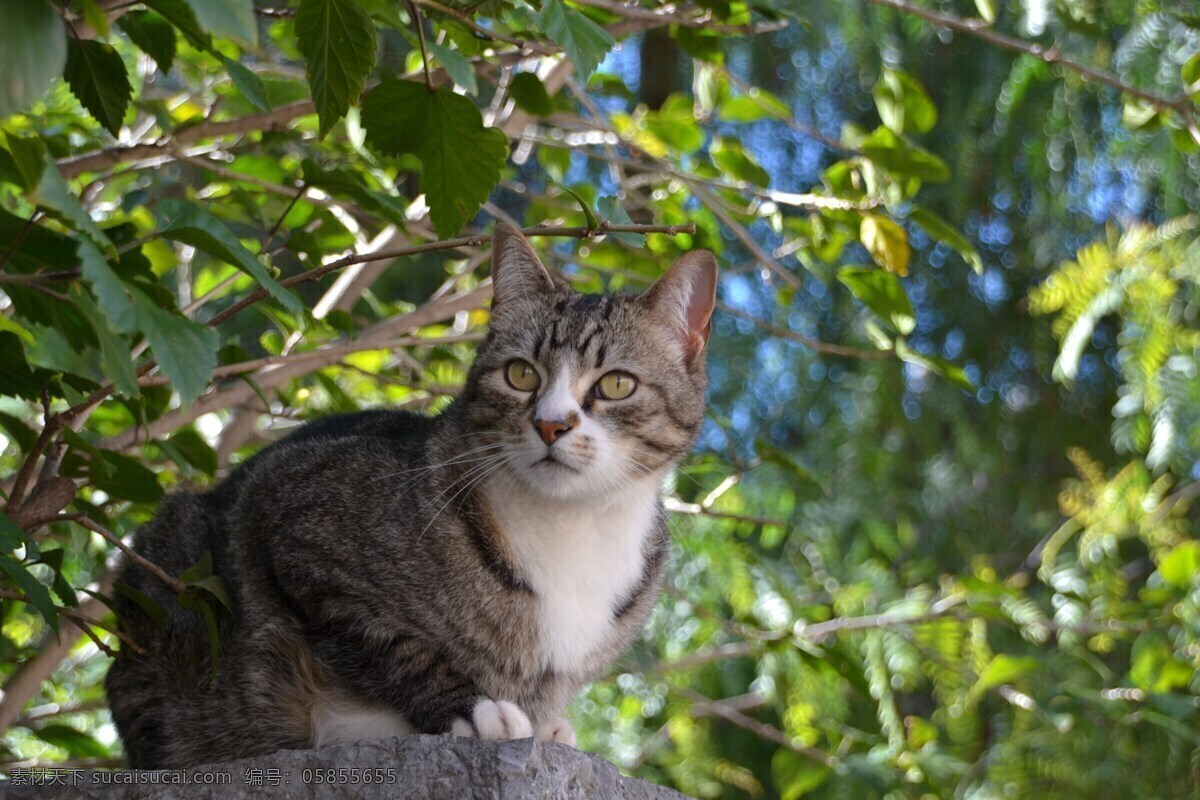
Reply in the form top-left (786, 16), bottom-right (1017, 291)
top-left (860, 215), bottom-right (910, 276)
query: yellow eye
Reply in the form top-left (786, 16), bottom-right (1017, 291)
top-left (504, 360), bottom-right (540, 392)
top-left (595, 371), bottom-right (637, 401)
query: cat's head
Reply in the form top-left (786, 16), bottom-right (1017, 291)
top-left (460, 224), bottom-right (717, 502)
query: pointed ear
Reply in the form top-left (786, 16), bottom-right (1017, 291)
top-left (491, 223), bottom-right (554, 307)
top-left (643, 250), bottom-right (718, 361)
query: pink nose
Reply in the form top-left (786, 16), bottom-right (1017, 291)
top-left (535, 419), bottom-right (572, 445)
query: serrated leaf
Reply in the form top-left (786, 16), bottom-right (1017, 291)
top-left (538, 0), bottom-right (614, 80)
top-left (135, 299), bottom-right (219, 407)
top-left (78, 239), bottom-right (218, 406)
top-left (597, 196), bottom-right (644, 247)
top-left (65, 39), bottom-right (132, 136)
top-left (909, 206), bottom-right (982, 273)
top-left (362, 80), bottom-right (507, 237)
top-left (0, 554), bottom-right (58, 632)
top-left (838, 266), bottom-right (915, 334)
top-left (860, 214), bottom-right (910, 276)
top-left (143, 0), bottom-right (212, 50)
top-left (428, 41), bottom-right (477, 96)
top-left (509, 72), bottom-right (553, 116)
top-left (185, 0), bottom-right (257, 47)
top-left (70, 286), bottom-right (140, 400)
top-left (0, 0), bottom-right (67, 116)
top-left (296, 0), bottom-right (377, 138)
top-left (117, 11), bottom-right (177, 74)
top-left (219, 55), bottom-right (270, 111)
top-left (158, 198), bottom-right (302, 316)
top-left (15, 142), bottom-right (115, 256)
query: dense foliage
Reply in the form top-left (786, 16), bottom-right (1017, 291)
top-left (1, 0), bottom-right (1198, 796)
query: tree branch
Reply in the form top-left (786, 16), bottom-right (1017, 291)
top-left (863, 0), bottom-right (1200, 144)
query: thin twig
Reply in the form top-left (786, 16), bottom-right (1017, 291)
top-left (415, 0), bottom-right (556, 55)
top-left (409, 0), bottom-right (435, 92)
top-left (54, 514), bottom-right (186, 595)
top-left (863, 0), bottom-right (1200, 145)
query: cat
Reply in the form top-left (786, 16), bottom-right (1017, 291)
top-left (105, 223), bottom-right (717, 768)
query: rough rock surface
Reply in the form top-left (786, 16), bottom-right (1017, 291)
top-left (0, 735), bottom-right (690, 799)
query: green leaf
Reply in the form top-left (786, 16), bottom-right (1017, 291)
top-left (117, 11), bottom-right (178, 74)
top-left (859, 126), bottom-right (950, 183)
top-left (113, 582), bottom-right (167, 628)
top-left (838, 266), bottom-right (915, 334)
top-left (37, 549), bottom-right (77, 608)
top-left (0, 0), bottom-right (66, 116)
top-left (974, 0), bottom-right (996, 22)
top-left (895, 340), bottom-right (973, 389)
top-left (144, 0), bottom-right (212, 50)
top-left (428, 42), bottom-right (477, 96)
top-left (1182, 53), bottom-right (1200, 102)
top-left (300, 159), bottom-right (408, 225)
top-left (860, 214), bottom-right (910, 276)
top-left (537, 0), bottom-right (615, 80)
top-left (711, 137), bottom-right (770, 187)
top-left (32, 724), bottom-right (109, 759)
top-left (185, 0), bottom-right (257, 47)
top-left (597, 196), bottom-right (645, 247)
top-left (296, 0), bottom-right (377, 139)
top-left (908, 207), bottom-right (982, 273)
top-left (220, 55), bottom-right (271, 111)
top-left (560, 185), bottom-right (599, 229)
top-left (135, 298), bottom-right (220, 407)
top-left (93, 451), bottom-right (164, 504)
top-left (0, 555), bottom-right (58, 632)
top-left (1131, 632), bottom-right (1193, 693)
top-left (873, 68), bottom-right (937, 135)
top-left (1159, 541), bottom-right (1200, 588)
top-left (0, 512), bottom-right (29, 553)
top-left (771, 749), bottom-right (830, 800)
top-left (11, 139), bottom-right (114, 256)
top-left (362, 80), bottom-right (507, 237)
top-left (0, 316), bottom-right (34, 345)
top-left (975, 654), bottom-right (1038, 693)
top-left (716, 90), bottom-right (790, 123)
top-left (508, 72), bottom-right (553, 116)
top-left (166, 430), bottom-right (218, 477)
top-left (158, 198), bottom-right (302, 316)
top-left (70, 286), bottom-right (140, 400)
top-left (65, 39), bottom-right (133, 137)
top-left (78, 239), bottom-right (218, 406)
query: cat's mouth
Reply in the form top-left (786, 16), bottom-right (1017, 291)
top-left (536, 453), bottom-right (580, 473)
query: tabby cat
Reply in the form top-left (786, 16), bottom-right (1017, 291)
top-left (106, 224), bottom-right (717, 768)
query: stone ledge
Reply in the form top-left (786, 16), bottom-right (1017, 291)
top-left (0, 735), bottom-right (690, 799)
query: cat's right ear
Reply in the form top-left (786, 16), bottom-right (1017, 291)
top-left (491, 223), bottom-right (554, 308)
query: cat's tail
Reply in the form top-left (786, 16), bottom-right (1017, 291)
top-left (105, 491), bottom-right (227, 768)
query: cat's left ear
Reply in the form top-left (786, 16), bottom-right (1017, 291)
top-left (644, 251), bottom-right (718, 361)
top-left (491, 223), bottom-right (555, 308)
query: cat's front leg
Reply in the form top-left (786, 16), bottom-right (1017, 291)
top-left (533, 716), bottom-right (577, 747)
top-left (450, 698), bottom-right (534, 740)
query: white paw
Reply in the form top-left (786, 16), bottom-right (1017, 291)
top-left (451, 699), bottom-right (533, 740)
top-left (534, 716), bottom-right (577, 747)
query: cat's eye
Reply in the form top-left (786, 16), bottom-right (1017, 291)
top-left (504, 360), bottom-right (541, 392)
top-left (595, 371), bottom-right (638, 401)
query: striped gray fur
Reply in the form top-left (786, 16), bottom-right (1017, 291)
top-left (106, 225), bottom-right (717, 768)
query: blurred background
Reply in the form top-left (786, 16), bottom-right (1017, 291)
top-left (0, 0), bottom-right (1198, 797)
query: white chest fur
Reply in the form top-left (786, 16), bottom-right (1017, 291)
top-left (483, 478), bottom-right (660, 675)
